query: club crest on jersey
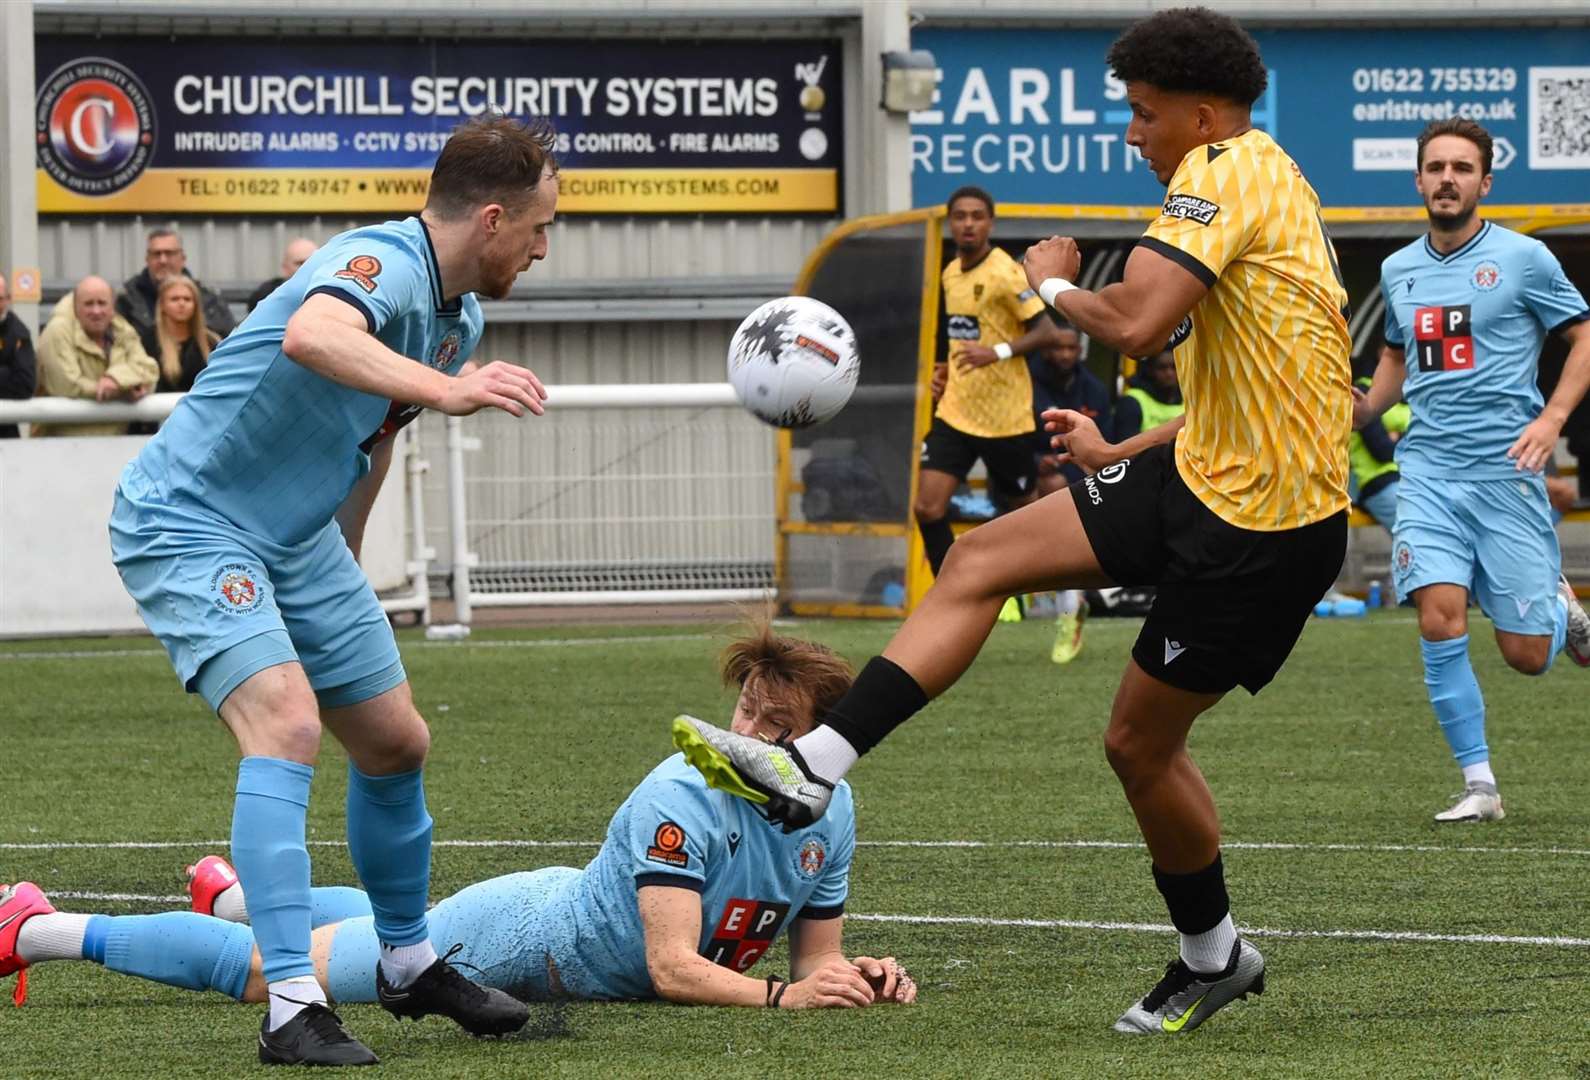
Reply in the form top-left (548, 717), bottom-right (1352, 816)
top-left (431, 331), bottom-right (461, 370)
top-left (211, 564), bottom-right (264, 614)
top-left (334, 255), bottom-right (382, 294)
top-left (1471, 261), bottom-right (1502, 291)
top-left (645, 821), bottom-right (689, 868)
top-left (795, 835), bottom-right (828, 880)
top-left (973, 284), bottom-right (984, 300)
top-left (1162, 194), bottom-right (1220, 226)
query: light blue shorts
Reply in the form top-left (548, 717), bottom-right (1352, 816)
top-left (109, 465), bottom-right (402, 711)
top-left (1391, 473), bottom-right (1561, 635)
top-left (326, 868), bottom-right (584, 1004)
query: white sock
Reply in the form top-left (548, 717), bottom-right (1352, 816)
top-left (379, 939), bottom-right (438, 989)
top-left (1054, 590), bottom-right (1081, 617)
top-left (1462, 761), bottom-right (1497, 787)
top-left (267, 974), bottom-right (327, 1031)
top-left (792, 725), bottom-right (859, 782)
top-left (211, 882), bottom-right (250, 924)
top-left (15, 912), bottom-right (92, 963)
top-left (1180, 913), bottom-right (1237, 975)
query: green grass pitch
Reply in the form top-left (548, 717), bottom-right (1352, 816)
top-left (4, 613), bottom-right (1589, 1079)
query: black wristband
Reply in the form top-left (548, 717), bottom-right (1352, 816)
top-left (770, 979), bottom-right (790, 1008)
top-left (765, 975), bottom-right (783, 1007)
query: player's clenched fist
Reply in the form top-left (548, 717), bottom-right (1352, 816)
top-left (779, 957), bottom-right (877, 1009)
top-left (437, 360), bottom-right (548, 418)
top-left (853, 956), bottom-right (918, 1005)
top-left (1024, 236), bottom-right (1082, 293)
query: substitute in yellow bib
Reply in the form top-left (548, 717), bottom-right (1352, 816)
top-left (917, 186), bottom-right (1059, 577)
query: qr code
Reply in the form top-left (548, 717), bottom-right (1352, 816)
top-left (1529, 66), bottom-right (1590, 169)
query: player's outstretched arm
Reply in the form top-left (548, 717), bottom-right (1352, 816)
top-left (1042, 407), bottom-right (1185, 473)
top-left (1024, 238), bottom-right (1208, 359)
top-left (283, 295), bottom-right (546, 417)
top-left (1354, 345), bottom-right (1406, 431)
top-left (637, 886), bottom-right (876, 1008)
top-left (1509, 320), bottom-right (1590, 472)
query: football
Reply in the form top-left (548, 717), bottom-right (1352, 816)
top-left (727, 296), bottom-right (859, 429)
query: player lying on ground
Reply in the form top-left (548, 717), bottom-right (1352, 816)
top-left (678, 8), bottom-right (1350, 1036)
top-left (0, 629), bottom-right (915, 1016)
top-left (1354, 118), bottom-right (1590, 824)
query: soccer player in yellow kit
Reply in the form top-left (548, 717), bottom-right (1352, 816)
top-left (676, 7), bottom-right (1353, 1036)
top-left (919, 186), bottom-right (1059, 583)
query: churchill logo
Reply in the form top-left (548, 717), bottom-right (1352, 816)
top-left (36, 57), bottom-right (156, 197)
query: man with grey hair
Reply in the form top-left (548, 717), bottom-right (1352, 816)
top-left (0, 273), bottom-right (37, 439)
top-left (34, 275), bottom-right (157, 437)
top-left (248, 237), bottom-right (320, 312)
top-left (116, 226), bottom-right (236, 340)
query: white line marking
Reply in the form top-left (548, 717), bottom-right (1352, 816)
top-left (10, 837), bottom-right (1590, 858)
top-left (848, 914), bottom-right (1590, 949)
top-left (0, 631), bottom-right (712, 662)
top-left (40, 895), bottom-right (1590, 949)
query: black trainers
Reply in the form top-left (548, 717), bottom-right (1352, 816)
top-left (258, 1003), bottom-right (379, 1066)
top-left (377, 946), bottom-right (529, 1037)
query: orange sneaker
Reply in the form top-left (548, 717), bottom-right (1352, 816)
top-left (0, 882), bottom-right (56, 1006)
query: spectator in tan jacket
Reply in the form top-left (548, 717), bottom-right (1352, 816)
top-left (33, 276), bottom-right (158, 437)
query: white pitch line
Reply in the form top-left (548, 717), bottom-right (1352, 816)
top-left (848, 913), bottom-right (1590, 949)
top-left (39, 895), bottom-right (1590, 949)
top-left (0, 631), bottom-right (712, 663)
top-left (11, 837), bottom-right (1590, 858)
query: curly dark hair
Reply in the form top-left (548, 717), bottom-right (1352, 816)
top-left (1106, 7), bottom-right (1268, 106)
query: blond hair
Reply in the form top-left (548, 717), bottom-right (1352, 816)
top-left (719, 625), bottom-right (855, 730)
top-left (153, 276), bottom-right (215, 386)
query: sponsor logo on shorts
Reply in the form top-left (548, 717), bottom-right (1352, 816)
top-left (1161, 194), bottom-right (1220, 225)
top-left (210, 564), bottom-right (264, 615)
top-left (334, 254), bottom-right (383, 294)
top-left (1515, 598), bottom-right (1533, 618)
top-left (1081, 460), bottom-right (1129, 507)
top-left (1471, 261), bottom-right (1502, 291)
top-left (795, 834), bottom-right (828, 880)
top-left (645, 820), bottom-right (689, 868)
top-left (1163, 638), bottom-right (1188, 664)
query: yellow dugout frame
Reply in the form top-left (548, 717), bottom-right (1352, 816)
top-left (778, 203), bottom-right (1590, 618)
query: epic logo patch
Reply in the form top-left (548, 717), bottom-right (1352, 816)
top-left (1412, 305), bottom-right (1474, 372)
top-left (1162, 194), bottom-right (1220, 225)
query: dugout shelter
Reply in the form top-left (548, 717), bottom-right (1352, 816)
top-left (781, 203), bottom-right (1590, 617)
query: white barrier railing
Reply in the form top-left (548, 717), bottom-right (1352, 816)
top-left (0, 384), bottom-right (774, 633)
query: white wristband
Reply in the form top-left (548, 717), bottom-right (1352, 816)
top-left (1039, 278), bottom-right (1078, 308)
top-left (993, 342), bottom-right (1014, 361)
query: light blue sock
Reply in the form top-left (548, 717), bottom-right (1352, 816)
top-left (1422, 635), bottom-right (1488, 767)
top-left (311, 887), bottom-right (374, 928)
top-left (346, 764), bottom-right (432, 947)
top-left (233, 756), bottom-right (316, 983)
top-left (83, 913), bottom-right (254, 999)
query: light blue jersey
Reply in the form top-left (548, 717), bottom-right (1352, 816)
top-left (1380, 221), bottom-right (1588, 481)
top-left (129, 217), bottom-right (483, 546)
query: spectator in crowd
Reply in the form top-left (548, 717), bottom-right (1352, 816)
top-left (247, 237), bottom-right (319, 312)
top-left (116, 227), bottom-right (236, 341)
top-left (1113, 348), bottom-right (1184, 440)
top-left (1028, 317), bottom-right (1111, 665)
top-left (0, 273), bottom-right (37, 439)
top-left (141, 276), bottom-right (220, 394)
top-left (1348, 375), bottom-right (1408, 531)
top-left (33, 276), bottom-right (157, 437)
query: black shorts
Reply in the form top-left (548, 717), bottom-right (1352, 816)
top-left (921, 416), bottom-right (1038, 500)
top-left (1072, 442), bottom-right (1347, 696)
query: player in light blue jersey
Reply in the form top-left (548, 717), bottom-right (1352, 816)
top-left (104, 117), bottom-right (559, 1067)
top-left (0, 631), bottom-right (916, 1019)
top-left (1356, 119), bottom-right (1590, 824)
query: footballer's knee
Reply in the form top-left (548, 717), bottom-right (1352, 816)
top-left (1414, 590), bottom-right (1467, 641)
top-left (366, 709), bottom-right (430, 774)
top-left (1498, 634), bottom-right (1552, 676)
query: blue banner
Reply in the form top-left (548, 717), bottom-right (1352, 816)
top-left (911, 27), bottom-right (1590, 209)
top-left (35, 37), bottom-right (843, 214)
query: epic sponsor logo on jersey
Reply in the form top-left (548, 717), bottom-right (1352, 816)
top-left (210, 563), bottom-right (264, 615)
top-left (334, 255), bottom-right (383, 294)
top-left (1161, 194), bottom-right (1220, 226)
top-left (1412, 305), bottom-right (1475, 372)
top-left (35, 57), bottom-right (156, 197)
top-left (704, 899), bottom-right (791, 971)
top-left (645, 821), bottom-right (689, 868)
top-left (946, 314), bottom-right (981, 341)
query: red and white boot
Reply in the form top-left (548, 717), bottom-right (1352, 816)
top-left (0, 882), bottom-right (56, 1006)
